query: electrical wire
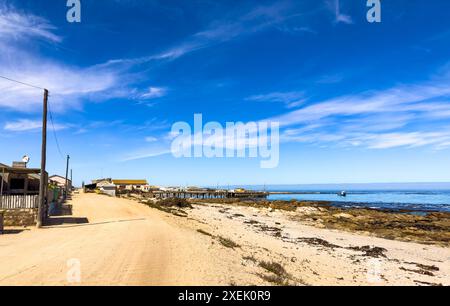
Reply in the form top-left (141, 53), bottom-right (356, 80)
top-left (0, 74), bottom-right (66, 160)
top-left (0, 75), bottom-right (46, 91)
top-left (48, 100), bottom-right (66, 161)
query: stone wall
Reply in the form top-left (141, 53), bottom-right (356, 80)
top-left (0, 209), bottom-right (37, 226)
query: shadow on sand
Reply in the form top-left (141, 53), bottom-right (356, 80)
top-left (0, 229), bottom-right (30, 235)
top-left (44, 202), bottom-right (89, 226)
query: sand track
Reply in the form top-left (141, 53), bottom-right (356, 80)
top-left (0, 193), bottom-right (236, 285)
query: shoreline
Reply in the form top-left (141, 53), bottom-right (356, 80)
top-left (156, 197), bottom-right (450, 285)
top-left (184, 198), bottom-right (450, 247)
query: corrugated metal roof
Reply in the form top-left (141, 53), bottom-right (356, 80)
top-left (112, 179), bottom-right (148, 185)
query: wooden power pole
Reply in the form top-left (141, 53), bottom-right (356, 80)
top-left (37, 89), bottom-right (49, 228)
top-left (65, 155), bottom-right (70, 198)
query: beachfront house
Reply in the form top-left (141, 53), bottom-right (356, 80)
top-left (0, 162), bottom-right (48, 226)
top-left (0, 162), bottom-right (42, 196)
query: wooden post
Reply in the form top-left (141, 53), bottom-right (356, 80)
top-left (65, 155), bottom-right (70, 198)
top-left (37, 89), bottom-right (48, 228)
top-left (0, 167), bottom-right (4, 208)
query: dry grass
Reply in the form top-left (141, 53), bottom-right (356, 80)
top-left (218, 236), bottom-right (240, 249)
top-left (258, 261), bottom-right (291, 286)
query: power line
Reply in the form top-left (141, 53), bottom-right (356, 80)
top-left (0, 74), bottom-right (65, 160)
top-left (48, 100), bottom-right (66, 160)
top-left (0, 75), bottom-right (46, 91)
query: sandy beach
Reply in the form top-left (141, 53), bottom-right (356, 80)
top-left (0, 192), bottom-right (448, 286)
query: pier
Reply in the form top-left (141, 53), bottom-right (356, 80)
top-left (151, 190), bottom-right (269, 199)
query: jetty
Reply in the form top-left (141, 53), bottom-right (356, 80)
top-left (152, 190), bottom-right (269, 199)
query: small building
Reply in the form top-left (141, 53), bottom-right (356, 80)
top-left (96, 180), bottom-right (116, 197)
top-left (112, 179), bottom-right (148, 191)
top-left (49, 175), bottom-right (72, 190)
top-left (0, 162), bottom-right (48, 226)
top-left (0, 162), bottom-right (42, 196)
top-left (91, 178), bottom-right (149, 196)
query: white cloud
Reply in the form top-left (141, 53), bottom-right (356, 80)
top-left (365, 132), bottom-right (450, 149)
top-left (270, 68), bottom-right (450, 150)
top-left (141, 87), bottom-right (167, 100)
top-left (0, 6), bottom-right (130, 113)
top-left (271, 82), bottom-right (450, 128)
top-left (98, 2), bottom-right (300, 68)
top-left (4, 119), bottom-right (67, 132)
top-left (247, 91), bottom-right (306, 108)
top-left (121, 149), bottom-right (171, 161)
top-left (145, 136), bottom-right (158, 142)
top-left (0, 60), bottom-right (120, 112)
top-left (0, 6), bottom-right (61, 43)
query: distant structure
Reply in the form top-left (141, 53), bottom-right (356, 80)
top-left (89, 178), bottom-right (149, 196)
top-left (49, 175), bottom-right (72, 191)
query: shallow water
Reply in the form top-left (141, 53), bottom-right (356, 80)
top-left (268, 190), bottom-right (450, 213)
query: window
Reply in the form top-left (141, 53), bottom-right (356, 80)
top-left (10, 178), bottom-right (25, 190)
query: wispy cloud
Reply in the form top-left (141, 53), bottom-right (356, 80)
top-left (99, 2), bottom-right (301, 68)
top-left (0, 5), bottom-right (131, 113)
top-left (145, 136), bottom-right (158, 143)
top-left (270, 67), bottom-right (450, 150)
top-left (247, 91), bottom-right (306, 108)
top-left (0, 60), bottom-right (121, 112)
top-left (0, 5), bottom-right (61, 43)
top-left (140, 87), bottom-right (168, 100)
top-left (4, 119), bottom-right (67, 132)
top-left (121, 149), bottom-right (171, 161)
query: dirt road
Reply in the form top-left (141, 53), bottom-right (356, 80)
top-left (0, 193), bottom-right (250, 286)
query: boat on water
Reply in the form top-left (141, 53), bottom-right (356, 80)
top-left (339, 191), bottom-right (347, 197)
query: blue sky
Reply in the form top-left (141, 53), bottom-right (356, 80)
top-left (1, 0), bottom-right (450, 186)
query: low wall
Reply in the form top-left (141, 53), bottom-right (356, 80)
top-left (0, 209), bottom-right (37, 226)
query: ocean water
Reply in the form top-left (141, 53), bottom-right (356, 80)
top-left (267, 191), bottom-right (450, 213)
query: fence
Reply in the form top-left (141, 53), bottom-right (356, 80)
top-left (0, 195), bottom-right (39, 209)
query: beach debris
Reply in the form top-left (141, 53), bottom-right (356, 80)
top-left (412, 263), bottom-right (439, 272)
top-left (157, 198), bottom-right (192, 208)
top-left (347, 245), bottom-right (387, 258)
top-left (414, 280), bottom-right (443, 287)
top-left (197, 229), bottom-right (214, 237)
top-left (140, 198), bottom-right (192, 217)
top-left (296, 237), bottom-right (340, 249)
top-left (258, 261), bottom-right (291, 286)
top-left (400, 267), bottom-right (435, 277)
top-left (244, 219), bottom-right (260, 225)
top-left (218, 236), bottom-right (240, 249)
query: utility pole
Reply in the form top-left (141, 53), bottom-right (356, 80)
top-left (65, 155), bottom-right (70, 198)
top-left (37, 89), bottom-right (48, 228)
